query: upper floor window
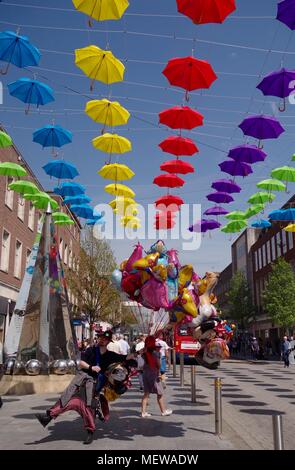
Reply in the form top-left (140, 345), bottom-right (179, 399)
top-left (0, 229), bottom-right (11, 272)
top-left (17, 194), bottom-right (25, 221)
top-left (28, 202), bottom-right (35, 231)
top-left (5, 176), bottom-right (14, 209)
top-left (14, 240), bottom-right (22, 278)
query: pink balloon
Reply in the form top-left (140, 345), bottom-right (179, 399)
top-left (125, 242), bottom-right (143, 272)
top-left (167, 249), bottom-right (181, 270)
top-left (140, 277), bottom-right (169, 311)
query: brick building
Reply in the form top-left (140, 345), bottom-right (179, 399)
top-left (214, 263), bottom-right (232, 314)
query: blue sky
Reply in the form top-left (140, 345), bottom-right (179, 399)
top-left (1, 0), bottom-right (295, 274)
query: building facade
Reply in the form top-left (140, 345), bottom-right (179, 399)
top-left (214, 263), bottom-right (232, 314)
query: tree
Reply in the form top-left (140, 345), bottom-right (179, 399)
top-left (66, 229), bottom-right (121, 328)
top-left (263, 257), bottom-right (295, 330)
top-left (226, 271), bottom-right (254, 328)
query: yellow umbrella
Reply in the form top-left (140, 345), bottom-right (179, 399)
top-left (92, 133), bottom-right (131, 154)
top-left (284, 224), bottom-right (295, 232)
top-left (85, 99), bottom-right (130, 127)
top-left (72, 0), bottom-right (129, 22)
top-left (121, 216), bottom-right (141, 229)
top-left (109, 196), bottom-right (137, 210)
top-left (104, 183), bottom-right (135, 198)
top-left (98, 163), bottom-right (134, 181)
top-left (75, 46), bottom-right (125, 89)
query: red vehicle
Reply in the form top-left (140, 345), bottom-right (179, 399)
top-left (173, 323), bottom-right (201, 355)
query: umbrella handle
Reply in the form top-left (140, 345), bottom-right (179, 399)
top-left (88, 18), bottom-right (93, 27)
top-left (90, 80), bottom-right (95, 92)
top-left (278, 98), bottom-right (286, 113)
top-left (185, 90), bottom-right (190, 102)
top-left (258, 140), bottom-right (263, 149)
top-left (0, 62), bottom-right (10, 75)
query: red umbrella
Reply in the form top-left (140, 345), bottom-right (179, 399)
top-left (155, 194), bottom-right (184, 211)
top-left (153, 173), bottom-right (185, 188)
top-left (160, 159), bottom-right (194, 175)
top-left (177, 0), bottom-right (236, 25)
top-left (159, 106), bottom-right (204, 130)
top-left (159, 136), bottom-right (198, 156)
top-left (162, 56), bottom-right (217, 92)
top-left (155, 211), bottom-right (176, 230)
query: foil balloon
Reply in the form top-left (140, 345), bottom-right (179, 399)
top-left (121, 272), bottom-right (142, 299)
top-left (167, 277), bottom-right (178, 302)
top-left (124, 242), bottom-right (143, 272)
top-left (112, 269), bottom-right (123, 290)
top-left (167, 263), bottom-right (178, 279)
top-left (140, 276), bottom-right (169, 310)
top-left (167, 249), bottom-right (181, 270)
top-left (132, 252), bottom-right (159, 270)
top-left (140, 270), bottom-right (151, 284)
top-left (149, 239), bottom-right (167, 255)
top-left (178, 265), bottom-right (194, 292)
top-left (203, 338), bottom-right (229, 364)
top-left (178, 288), bottom-right (198, 317)
top-left (152, 264), bottom-right (168, 282)
top-left (120, 259), bottom-right (128, 271)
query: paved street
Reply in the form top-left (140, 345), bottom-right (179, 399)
top-left (0, 359), bottom-right (293, 450)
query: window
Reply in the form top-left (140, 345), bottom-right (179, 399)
top-left (254, 251), bottom-right (258, 272)
top-left (0, 230), bottom-right (11, 272)
top-left (28, 202), bottom-right (35, 231)
top-left (267, 241), bottom-right (271, 264)
top-left (276, 233), bottom-right (282, 257)
top-left (59, 238), bottom-right (63, 260)
top-left (5, 176), bottom-right (14, 209)
top-left (271, 237), bottom-right (276, 260)
top-left (14, 240), bottom-right (22, 278)
top-left (258, 248), bottom-right (262, 270)
top-left (26, 249), bottom-right (31, 267)
top-left (288, 231), bottom-right (294, 250)
top-left (64, 244), bottom-right (68, 265)
top-left (69, 249), bottom-right (73, 269)
top-left (282, 230), bottom-right (287, 254)
top-left (17, 194), bottom-right (25, 221)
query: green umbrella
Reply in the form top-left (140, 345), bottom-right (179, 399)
top-left (225, 211), bottom-right (247, 221)
top-left (256, 179), bottom-right (286, 192)
top-left (54, 219), bottom-right (74, 226)
top-left (32, 192), bottom-right (58, 210)
top-left (0, 162), bottom-right (27, 177)
top-left (52, 212), bottom-right (72, 222)
top-left (291, 153), bottom-right (295, 162)
top-left (23, 191), bottom-right (41, 201)
top-left (271, 166), bottom-right (295, 186)
top-left (0, 131), bottom-right (13, 148)
top-left (9, 179), bottom-right (39, 195)
top-left (248, 192), bottom-right (275, 205)
top-left (221, 220), bottom-right (247, 233)
top-left (245, 204), bottom-right (264, 219)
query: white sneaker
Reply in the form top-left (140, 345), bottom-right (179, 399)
top-left (161, 409), bottom-right (172, 416)
top-left (141, 412), bottom-right (152, 418)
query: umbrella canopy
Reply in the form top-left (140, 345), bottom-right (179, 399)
top-left (228, 144), bottom-right (267, 164)
top-left (189, 219), bottom-right (221, 233)
top-left (257, 179), bottom-right (286, 192)
top-left (86, 217), bottom-right (104, 226)
top-left (23, 191), bottom-right (41, 201)
top-left (72, 0), bottom-right (129, 21)
top-left (32, 192), bottom-right (58, 210)
top-left (92, 133), bottom-right (131, 154)
top-left (221, 220), bottom-right (247, 233)
top-left (75, 46), bottom-right (125, 87)
top-left (225, 211), bottom-right (247, 221)
top-left (271, 166), bottom-right (295, 183)
top-left (155, 194), bottom-right (184, 210)
top-left (104, 183), bottom-right (135, 198)
top-left (269, 208), bottom-right (295, 222)
top-left (159, 106), bottom-right (203, 130)
top-left (98, 163), bottom-right (134, 181)
top-left (153, 174), bottom-right (185, 188)
top-left (219, 160), bottom-right (253, 177)
top-left (155, 218), bottom-right (175, 230)
top-left (268, 210), bottom-right (284, 221)
top-left (64, 195), bottom-right (91, 205)
top-left (244, 204), bottom-right (264, 219)
top-left (177, 0), bottom-right (236, 24)
top-left (204, 206), bottom-right (229, 216)
top-left (159, 136), bottom-right (198, 156)
top-left (239, 115), bottom-right (285, 141)
top-left (211, 178), bottom-right (241, 194)
top-left (52, 212), bottom-right (72, 222)
top-left (252, 220), bottom-right (272, 229)
top-left (0, 30), bottom-right (40, 74)
top-left (9, 179), bottom-right (39, 195)
top-left (257, 67), bottom-right (295, 99)
top-left (248, 192), bottom-right (275, 205)
top-left (284, 223), bottom-right (295, 232)
top-left (277, 0), bottom-right (295, 30)
top-left (121, 215), bottom-right (141, 227)
top-left (8, 78), bottom-right (54, 111)
top-left (54, 219), bottom-right (75, 226)
top-left (162, 56), bottom-right (217, 92)
top-left (206, 192), bottom-right (234, 204)
top-left (0, 162), bottom-right (27, 177)
top-left (33, 125), bottom-right (72, 150)
top-left (71, 204), bottom-right (94, 219)
top-left (54, 181), bottom-right (86, 197)
top-left (85, 99), bottom-right (130, 127)
top-left (0, 131), bottom-right (13, 148)
top-left (43, 160), bottom-right (79, 180)
top-left (109, 197), bottom-right (137, 213)
top-left (160, 159), bottom-right (194, 175)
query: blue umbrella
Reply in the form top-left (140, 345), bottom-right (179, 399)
top-left (71, 204), bottom-right (93, 219)
top-left (33, 125), bottom-right (72, 154)
top-left (8, 77), bottom-right (54, 113)
top-left (43, 160), bottom-right (79, 180)
top-left (86, 216), bottom-right (104, 226)
top-left (269, 208), bottom-right (295, 221)
top-left (54, 181), bottom-right (85, 197)
top-left (64, 195), bottom-right (91, 205)
top-left (0, 30), bottom-right (41, 75)
top-left (251, 220), bottom-right (272, 229)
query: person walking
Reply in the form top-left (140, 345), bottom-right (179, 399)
top-left (281, 336), bottom-right (291, 368)
top-left (141, 335), bottom-right (172, 418)
top-left (118, 334), bottom-right (130, 355)
top-left (156, 332), bottom-right (170, 388)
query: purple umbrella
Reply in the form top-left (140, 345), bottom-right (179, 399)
top-left (257, 68), bottom-right (295, 111)
top-left (277, 0), bottom-right (295, 30)
top-left (238, 115), bottom-right (285, 147)
top-left (228, 145), bottom-right (267, 164)
top-left (189, 219), bottom-right (221, 233)
top-left (219, 160), bottom-right (253, 177)
top-left (204, 206), bottom-right (229, 216)
top-left (211, 178), bottom-right (241, 193)
top-left (206, 192), bottom-right (234, 204)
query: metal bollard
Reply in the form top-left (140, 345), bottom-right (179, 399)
top-left (168, 348), bottom-right (172, 371)
top-left (180, 352), bottom-right (184, 387)
top-left (272, 414), bottom-right (284, 450)
top-left (172, 349), bottom-right (177, 378)
top-left (191, 365), bottom-right (196, 403)
top-left (214, 377), bottom-right (222, 435)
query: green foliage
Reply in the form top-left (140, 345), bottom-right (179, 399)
top-left (226, 271), bottom-right (254, 328)
top-left (263, 257), bottom-right (295, 328)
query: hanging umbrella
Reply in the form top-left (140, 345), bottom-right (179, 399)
top-left (75, 46), bottom-right (125, 90)
top-left (211, 178), bottom-right (241, 194)
top-left (176, 0), bottom-right (236, 24)
top-left (238, 115), bottom-right (285, 147)
top-left (155, 194), bottom-right (184, 209)
top-left (225, 211), bottom-right (247, 221)
top-left (277, 0), bottom-right (295, 30)
top-left (121, 215), bottom-right (141, 227)
top-left (32, 192), bottom-right (59, 210)
top-left (244, 204), bottom-right (264, 219)
top-left (92, 133), bottom-right (131, 155)
top-left (71, 204), bottom-right (94, 219)
top-left (0, 131), bottom-right (13, 148)
top-left (72, 0), bottom-right (129, 22)
top-left (33, 125), bottom-right (72, 154)
top-left (204, 206), bottom-right (229, 216)
top-left (153, 174), bottom-right (185, 188)
top-left (159, 136), bottom-right (198, 156)
top-left (9, 179), bottom-right (39, 195)
top-left (23, 191), bottom-right (41, 201)
top-left (155, 218), bottom-right (175, 230)
top-left (105, 183), bottom-right (135, 198)
top-left (248, 192), bottom-right (275, 205)
top-left (85, 99), bottom-right (130, 128)
top-left (269, 208), bottom-right (295, 222)
top-left (221, 220), bottom-right (247, 233)
top-left (252, 220), bottom-right (272, 229)
top-left (271, 166), bottom-right (295, 184)
top-left (189, 219), bottom-right (221, 233)
top-left (52, 212), bottom-right (72, 222)
top-left (160, 159), bottom-right (194, 175)
top-left (268, 210), bottom-right (284, 221)
top-left (228, 144), bottom-right (267, 164)
top-left (8, 78), bottom-right (54, 113)
top-left (0, 162), bottom-right (27, 177)
top-left (54, 219), bottom-right (75, 226)
top-left (43, 160), bottom-right (79, 180)
top-left (159, 106), bottom-right (203, 130)
top-left (257, 68), bottom-right (295, 111)
top-left (0, 30), bottom-right (40, 75)
top-left (206, 192), bottom-right (234, 204)
top-left (257, 179), bottom-right (286, 192)
top-left (86, 218), bottom-right (105, 226)
top-left (284, 223), bottom-right (295, 232)
top-left (109, 197), bottom-right (137, 213)
top-left (219, 160), bottom-right (253, 177)
top-left (54, 181), bottom-right (86, 197)
top-left (64, 195), bottom-right (91, 205)
top-left (98, 163), bottom-right (134, 180)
